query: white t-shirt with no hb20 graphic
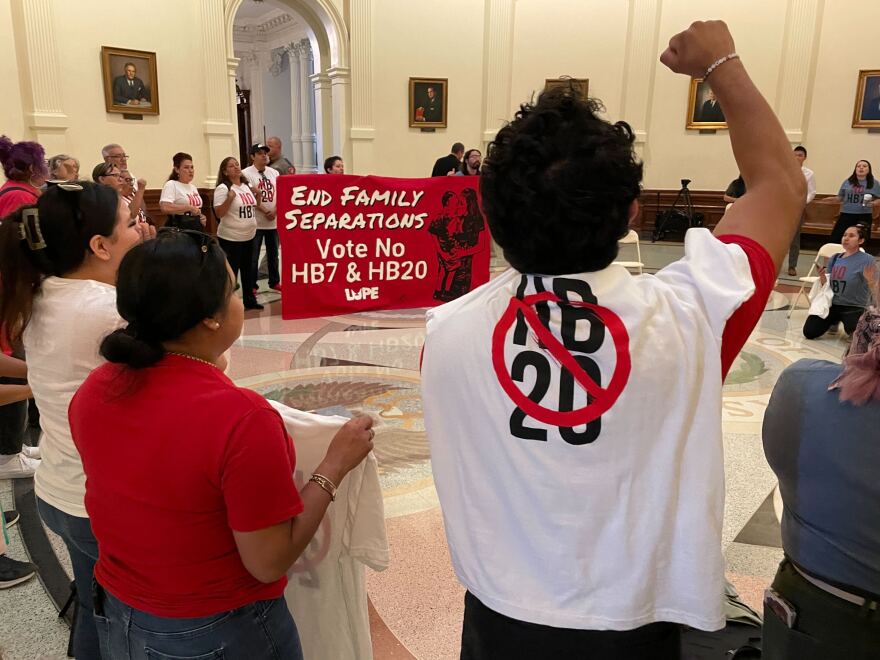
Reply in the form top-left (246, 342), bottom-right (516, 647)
top-left (422, 229), bottom-right (761, 633)
top-left (160, 180), bottom-right (203, 210)
top-left (241, 165), bottom-right (279, 230)
top-left (213, 183), bottom-right (258, 242)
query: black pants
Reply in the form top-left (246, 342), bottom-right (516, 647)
top-left (251, 228), bottom-right (280, 287)
top-left (219, 237), bottom-right (258, 306)
top-left (829, 213), bottom-right (873, 244)
top-left (763, 560), bottom-right (880, 660)
top-left (460, 591), bottom-right (681, 660)
top-left (803, 304), bottom-right (864, 339)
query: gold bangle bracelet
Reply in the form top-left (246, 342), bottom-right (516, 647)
top-left (309, 473), bottom-right (338, 501)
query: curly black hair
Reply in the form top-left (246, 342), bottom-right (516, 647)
top-left (480, 88), bottom-right (643, 274)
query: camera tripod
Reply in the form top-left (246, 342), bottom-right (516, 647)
top-left (652, 179), bottom-right (703, 242)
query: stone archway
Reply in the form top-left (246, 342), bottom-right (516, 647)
top-left (225, 0), bottom-right (352, 168)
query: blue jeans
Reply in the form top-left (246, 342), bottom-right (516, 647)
top-left (37, 498), bottom-right (102, 660)
top-left (93, 583), bottom-right (303, 660)
top-left (252, 228), bottom-right (280, 287)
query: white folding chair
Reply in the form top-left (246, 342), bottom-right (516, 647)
top-left (613, 229), bottom-right (644, 274)
top-left (786, 242), bottom-right (844, 318)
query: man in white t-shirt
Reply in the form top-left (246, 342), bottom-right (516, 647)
top-left (788, 145), bottom-right (817, 276)
top-left (421, 21), bottom-right (806, 659)
top-left (242, 143), bottom-right (281, 291)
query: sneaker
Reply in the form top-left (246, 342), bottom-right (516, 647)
top-left (787, 267), bottom-right (797, 277)
top-left (244, 302), bottom-right (264, 311)
top-left (828, 323), bottom-right (840, 335)
top-left (0, 554), bottom-right (37, 589)
top-left (269, 283), bottom-right (282, 292)
top-left (21, 445), bottom-right (41, 460)
top-left (0, 453), bottom-right (40, 479)
top-left (3, 510), bottom-right (20, 528)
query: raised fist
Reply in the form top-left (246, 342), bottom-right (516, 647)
top-left (660, 20), bottom-right (736, 78)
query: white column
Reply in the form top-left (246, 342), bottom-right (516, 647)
top-left (287, 44), bottom-right (304, 170)
top-left (349, 0), bottom-right (374, 140)
top-left (240, 51), bottom-right (267, 144)
top-left (311, 72), bottom-right (333, 166)
top-left (619, 0), bottom-right (662, 156)
top-left (199, 0), bottom-right (237, 185)
top-left (14, 0), bottom-right (69, 152)
top-left (327, 67), bottom-right (351, 166)
top-left (480, 0), bottom-right (516, 149)
top-left (775, 0), bottom-right (824, 145)
top-left (297, 40), bottom-right (318, 173)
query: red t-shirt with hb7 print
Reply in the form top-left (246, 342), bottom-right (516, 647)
top-left (69, 354), bottom-right (303, 618)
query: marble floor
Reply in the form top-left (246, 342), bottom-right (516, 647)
top-left (0, 241), bottom-right (854, 660)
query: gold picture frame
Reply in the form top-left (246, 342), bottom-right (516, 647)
top-left (852, 69), bottom-right (880, 128)
top-left (101, 46), bottom-right (159, 116)
top-left (544, 78), bottom-right (589, 98)
top-left (409, 78), bottom-right (448, 128)
top-left (686, 77), bottom-right (727, 130)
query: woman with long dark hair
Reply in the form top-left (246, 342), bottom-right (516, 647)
top-left (69, 229), bottom-right (374, 659)
top-left (822, 160), bottom-right (880, 243)
top-left (159, 152), bottom-right (206, 230)
top-left (803, 223), bottom-right (878, 339)
top-left (213, 157), bottom-right (262, 310)
top-left (0, 181), bottom-right (153, 658)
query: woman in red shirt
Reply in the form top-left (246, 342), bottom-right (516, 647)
top-left (0, 135), bottom-right (46, 219)
top-left (69, 229), bottom-right (374, 659)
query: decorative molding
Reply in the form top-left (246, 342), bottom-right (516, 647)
top-left (269, 48), bottom-right (286, 77)
top-left (775, 0), bottom-right (823, 145)
top-left (17, 0), bottom-right (69, 132)
top-left (349, 0), bottom-right (374, 136)
top-left (199, 0), bottom-right (234, 123)
top-left (481, 0), bottom-right (516, 147)
top-left (620, 0), bottom-right (662, 148)
top-left (350, 127), bottom-right (376, 140)
top-left (233, 11), bottom-right (297, 38)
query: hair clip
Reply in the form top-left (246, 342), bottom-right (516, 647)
top-left (56, 182), bottom-right (84, 192)
top-left (20, 208), bottom-right (47, 251)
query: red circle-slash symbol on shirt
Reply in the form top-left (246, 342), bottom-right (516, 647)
top-left (491, 291), bottom-right (631, 427)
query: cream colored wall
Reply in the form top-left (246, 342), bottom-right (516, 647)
top-left (4, 1), bottom-right (880, 193)
top-left (804, 4), bottom-right (880, 194)
top-left (50, 1), bottom-right (213, 186)
top-left (365, 0), bottom-right (485, 178)
top-left (0, 0), bottom-right (25, 140)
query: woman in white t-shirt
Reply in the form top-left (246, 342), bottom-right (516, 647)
top-left (213, 156), bottom-right (261, 310)
top-left (159, 152), bottom-right (206, 231)
top-left (0, 181), bottom-right (154, 659)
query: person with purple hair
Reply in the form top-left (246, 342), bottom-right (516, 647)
top-left (763, 288), bottom-right (880, 658)
top-left (0, 135), bottom-right (47, 219)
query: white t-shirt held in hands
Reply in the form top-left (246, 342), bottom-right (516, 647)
top-left (213, 183), bottom-right (257, 241)
top-left (241, 165), bottom-right (279, 230)
top-left (160, 180), bottom-right (203, 210)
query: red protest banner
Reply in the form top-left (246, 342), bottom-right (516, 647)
top-left (276, 174), bottom-right (491, 319)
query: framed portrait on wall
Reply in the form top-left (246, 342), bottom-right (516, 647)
top-left (686, 77), bottom-right (727, 130)
top-left (544, 78), bottom-right (589, 98)
top-left (101, 46), bottom-right (159, 116)
top-left (409, 78), bottom-right (448, 128)
top-left (853, 69), bottom-right (880, 128)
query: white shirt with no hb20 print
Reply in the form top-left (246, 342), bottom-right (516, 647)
top-left (213, 183), bottom-right (257, 241)
top-left (422, 229), bottom-right (758, 633)
top-left (241, 165), bottom-right (279, 230)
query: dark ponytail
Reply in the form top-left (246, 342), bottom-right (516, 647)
top-left (167, 152), bottom-right (192, 181)
top-left (0, 182), bottom-right (119, 344)
top-left (99, 229), bottom-right (231, 369)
